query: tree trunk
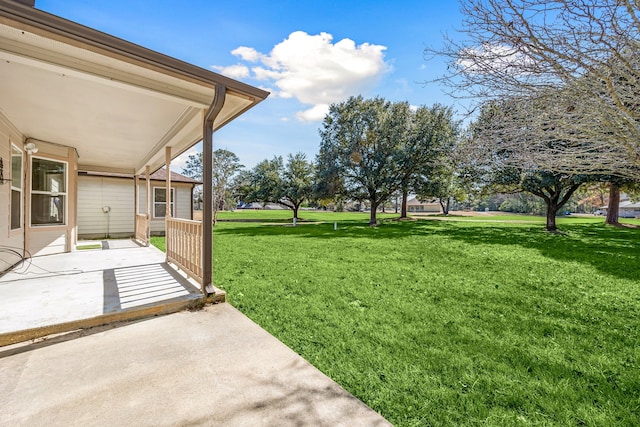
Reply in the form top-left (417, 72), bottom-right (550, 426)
top-left (545, 200), bottom-right (558, 232)
top-left (440, 198), bottom-right (450, 215)
top-left (293, 205), bottom-right (299, 221)
top-left (400, 188), bottom-right (408, 218)
top-left (212, 195), bottom-right (220, 225)
top-left (369, 200), bottom-right (378, 226)
top-left (606, 182), bottom-right (620, 225)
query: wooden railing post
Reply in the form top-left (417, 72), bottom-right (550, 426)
top-left (166, 218), bottom-right (203, 285)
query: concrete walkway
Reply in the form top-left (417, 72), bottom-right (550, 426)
top-left (0, 304), bottom-right (390, 426)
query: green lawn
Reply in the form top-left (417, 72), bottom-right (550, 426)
top-left (217, 209), bottom-right (398, 222)
top-left (152, 213), bottom-right (640, 426)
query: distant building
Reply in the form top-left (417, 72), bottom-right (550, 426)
top-left (406, 197), bottom-right (441, 213)
top-left (601, 195), bottom-right (640, 218)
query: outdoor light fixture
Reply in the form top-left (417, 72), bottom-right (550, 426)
top-left (24, 142), bottom-right (38, 154)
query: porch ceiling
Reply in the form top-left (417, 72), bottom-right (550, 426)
top-left (0, 3), bottom-right (268, 174)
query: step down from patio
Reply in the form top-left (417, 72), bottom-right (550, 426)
top-left (0, 296), bottom-right (207, 347)
top-left (0, 242), bottom-right (228, 348)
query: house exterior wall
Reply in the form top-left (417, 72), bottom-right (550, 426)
top-left (24, 141), bottom-right (78, 257)
top-left (77, 176), bottom-right (193, 238)
top-left (138, 183), bottom-right (193, 235)
top-left (77, 176), bottom-right (135, 238)
top-left (620, 208), bottom-right (640, 218)
top-left (0, 112), bottom-right (25, 273)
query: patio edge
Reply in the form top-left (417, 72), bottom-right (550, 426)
top-left (0, 296), bottom-right (206, 347)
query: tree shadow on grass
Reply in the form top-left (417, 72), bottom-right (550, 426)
top-left (444, 221), bottom-right (640, 280)
top-left (214, 219), bottom-right (640, 281)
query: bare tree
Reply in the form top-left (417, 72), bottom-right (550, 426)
top-left (465, 97), bottom-right (594, 231)
top-left (427, 0), bottom-right (640, 177)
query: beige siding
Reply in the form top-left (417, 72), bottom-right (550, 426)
top-left (29, 231), bottom-right (66, 256)
top-left (175, 186), bottom-right (192, 219)
top-left (80, 178), bottom-right (193, 237)
top-left (25, 142), bottom-right (78, 256)
top-left (0, 113), bottom-right (25, 272)
top-left (77, 176), bottom-right (134, 238)
top-left (143, 184), bottom-right (192, 235)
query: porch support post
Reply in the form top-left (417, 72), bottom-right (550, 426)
top-left (145, 165), bottom-right (151, 245)
top-left (202, 83), bottom-right (226, 294)
top-left (134, 173), bottom-right (139, 237)
top-left (165, 147), bottom-right (172, 219)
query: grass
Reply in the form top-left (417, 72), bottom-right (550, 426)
top-left (217, 209), bottom-right (398, 222)
top-left (76, 243), bottom-right (103, 250)
top-left (152, 212), bottom-right (640, 426)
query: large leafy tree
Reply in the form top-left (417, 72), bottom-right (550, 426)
top-left (182, 148), bottom-right (243, 224)
top-left (414, 160), bottom-right (467, 216)
top-left (240, 153), bottom-right (314, 220)
top-left (398, 104), bottom-right (459, 218)
top-left (317, 96), bottom-right (409, 225)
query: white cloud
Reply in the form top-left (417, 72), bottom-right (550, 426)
top-left (458, 43), bottom-right (534, 75)
top-left (211, 64), bottom-right (250, 79)
top-left (295, 104), bottom-right (330, 122)
top-left (171, 146), bottom-right (200, 173)
top-left (231, 46), bottom-right (261, 62)
top-left (218, 31), bottom-right (389, 122)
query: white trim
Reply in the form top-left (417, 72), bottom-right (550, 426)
top-left (29, 155), bottom-right (68, 227)
top-left (10, 143), bottom-right (23, 231)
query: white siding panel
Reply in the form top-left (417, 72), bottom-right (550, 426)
top-left (175, 186), bottom-right (192, 220)
top-left (77, 176), bottom-right (134, 238)
top-left (79, 178), bottom-right (192, 237)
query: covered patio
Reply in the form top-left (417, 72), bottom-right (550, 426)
top-left (0, 0), bottom-right (268, 345)
top-left (0, 239), bottom-right (209, 346)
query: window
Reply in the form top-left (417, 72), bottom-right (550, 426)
top-left (153, 187), bottom-right (174, 218)
top-left (31, 157), bottom-right (67, 226)
top-left (10, 145), bottom-right (22, 230)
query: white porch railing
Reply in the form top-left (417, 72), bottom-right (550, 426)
top-left (135, 214), bottom-right (149, 246)
top-left (166, 217), bottom-right (203, 285)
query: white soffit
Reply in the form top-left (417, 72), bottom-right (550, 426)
top-left (0, 21), bottom-right (254, 173)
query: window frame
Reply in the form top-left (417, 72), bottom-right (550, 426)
top-left (152, 186), bottom-right (175, 219)
top-left (10, 144), bottom-right (23, 231)
top-left (30, 156), bottom-right (68, 227)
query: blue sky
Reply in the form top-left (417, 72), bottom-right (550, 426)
top-left (37, 0), bottom-right (464, 171)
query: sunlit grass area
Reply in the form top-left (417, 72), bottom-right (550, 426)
top-left (216, 209), bottom-right (398, 222)
top-left (152, 213), bottom-right (640, 426)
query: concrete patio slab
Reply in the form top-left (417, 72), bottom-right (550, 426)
top-left (0, 241), bottom-right (203, 345)
top-left (0, 303), bottom-right (390, 426)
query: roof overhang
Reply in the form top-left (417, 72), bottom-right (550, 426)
top-left (0, 1), bottom-right (268, 175)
